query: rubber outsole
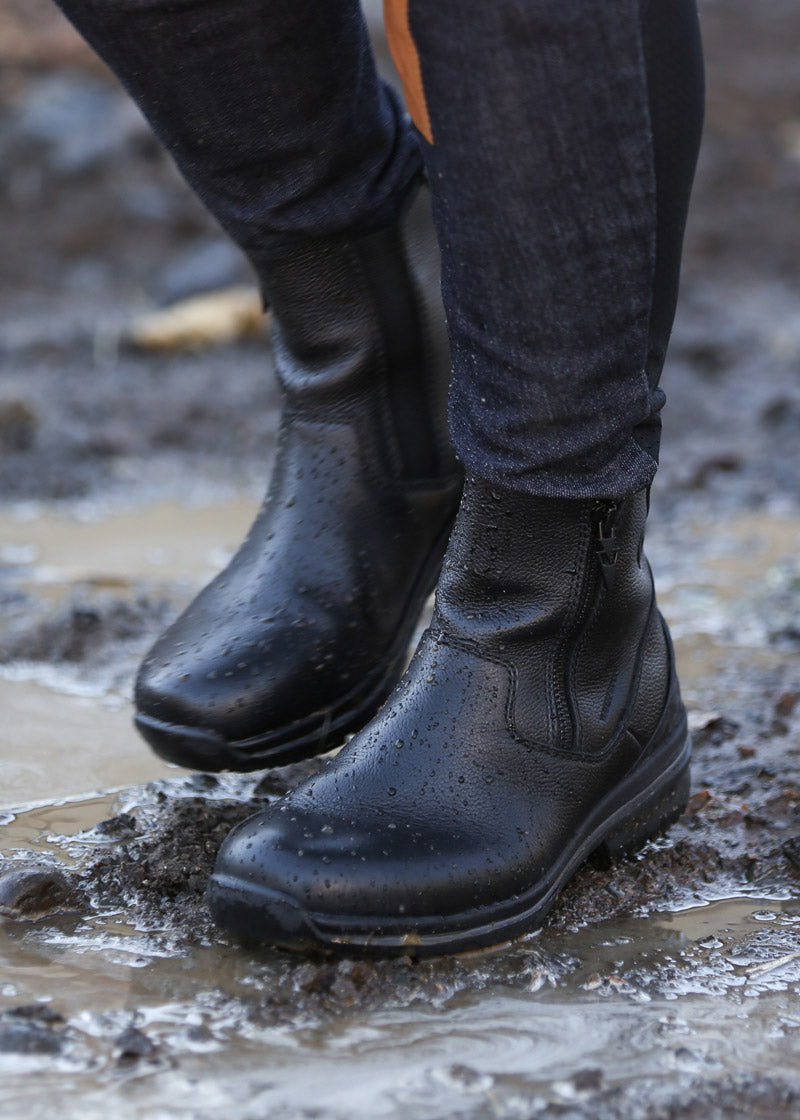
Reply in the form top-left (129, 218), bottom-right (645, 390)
top-left (207, 728), bottom-right (691, 958)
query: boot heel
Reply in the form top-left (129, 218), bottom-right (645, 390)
top-left (597, 761), bottom-right (690, 861)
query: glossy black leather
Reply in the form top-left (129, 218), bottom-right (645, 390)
top-left (134, 189), bottom-right (462, 770)
top-left (208, 478), bottom-right (690, 953)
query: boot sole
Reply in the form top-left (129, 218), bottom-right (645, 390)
top-left (134, 512), bottom-right (455, 772)
top-left (207, 719), bottom-right (691, 957)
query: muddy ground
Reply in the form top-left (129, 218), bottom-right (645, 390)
top-left (1, 1), bottom-right (800, 1118)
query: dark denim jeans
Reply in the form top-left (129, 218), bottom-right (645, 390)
top-left (53, 0), bottom-right (704, 499)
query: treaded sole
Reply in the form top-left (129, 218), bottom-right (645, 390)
top-left (207, 732), bottom-right (691, 957)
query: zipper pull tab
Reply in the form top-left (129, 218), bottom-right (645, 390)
top-left (594, 502), bottom-right (619, 588)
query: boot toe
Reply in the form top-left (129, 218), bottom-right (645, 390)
top-left (207, 759), bottom-right (538, 951)
top-left (133, 597), bottom-right (370, 770)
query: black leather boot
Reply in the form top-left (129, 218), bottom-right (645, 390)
top-left (207, 476), bottom-right (690, 955)
top-left (134, 187), bottom-right (462, 771)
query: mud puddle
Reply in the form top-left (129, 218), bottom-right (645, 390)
top-left (1, 855), bottom-right (799, 1120)
top-left (0, 498), bottom-right (258, 804)
top-left (0, 493), bottom-right (799, 1118)
top-left (0, 496), bottom-right (257, 585)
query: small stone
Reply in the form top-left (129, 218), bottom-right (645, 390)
top-left (0, 1023), bottom-right (62, 1055)
top-left (82, 423), bottom-right (137, 459)
top-left (8, 1005), bottom-right (64, 1025)
top-left (573, 1068), bottom-right (603, 1092)
top-left (0, 400), bottom-right (38, 452)
top-left (782, 837), bottom-right (800, 872)
top-left (294, 963), bottom-right (326, 994)
top-left (0, 864), bottom-right (81, 920)
top-left (0, 1006), bottom-right (65, 1055)
top-left (185, 1024), bottom-right (213, 1044)
top-left (775, 692), bottom-right (799, 718)
top-left (678, 341), bottom-right (727, 376)
top-left (446, 1064), bottom-right (489, 1089)
top-left (255, 772), bottom-right (292, 798)
top-left (114, 1025), bottom-right (156, 1062)
top-left (329, 975), bottom-right (358, 1005)
top-left (685, 789), bottom-right (713, 816)
top-left (693, 716), bottom-right (740, 748)
top-left (775, 626), bottom-right (800, 647)
top-left (185, 773), bottom-right (220, 793)
top-left (685, 452), bottom-right (742, 490)
top-left (94, 813), bottom-right (138, 839)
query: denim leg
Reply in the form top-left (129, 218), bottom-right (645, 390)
top-left (55, 0), bottom-right (702, 498)
top-left (391, 0), bottom-right (704, 499)
top-left (53, 0), bottom-right (423, 255)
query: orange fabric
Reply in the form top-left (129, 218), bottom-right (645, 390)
top-left (383, 0), bottom-right (433, 144)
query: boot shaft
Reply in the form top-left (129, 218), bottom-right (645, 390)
top-left (251, 187), bottom-right (456, 483)
top-left (434, 478), bottom-right (670, 755)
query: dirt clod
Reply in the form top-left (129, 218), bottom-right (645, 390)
top-left (0, 1006), bottom-right (66, 1055)
top-left (0, 593), bottom-right (171, 665)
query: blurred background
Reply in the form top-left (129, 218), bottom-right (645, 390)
top-left (2, 6), bottom-right (800, 1118)
top-left (1, 0), bottom-right (800, 505)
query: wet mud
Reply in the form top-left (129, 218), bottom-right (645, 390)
top-left (2, 0), bottom-right (800, 1117)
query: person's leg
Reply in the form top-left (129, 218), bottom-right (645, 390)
top-left (54, 0), bottom-right (420, 250)
top-left (398, 0), bottom-right (704, 498)
top-left (53, 0), bottom-right (462, 769)
top-left (209, 0), bottom-right (705, 954)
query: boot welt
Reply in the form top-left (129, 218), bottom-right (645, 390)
top-left (206, 719), bottom-right (691, 957)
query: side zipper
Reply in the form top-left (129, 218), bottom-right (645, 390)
top-left (555, 500), bottom-right (619, 749)
top-left (594, 501), bottom-right (619, 588)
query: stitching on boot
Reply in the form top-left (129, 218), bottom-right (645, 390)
top-left (432, 584), bottom-right (665, 763)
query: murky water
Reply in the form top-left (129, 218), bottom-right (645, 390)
top-left (0, 498), bottom-right (254, 804)
top-left (1, 847), bottom-right (799, 1120)
top-left (1, 492), bottom-right (800, 1118)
